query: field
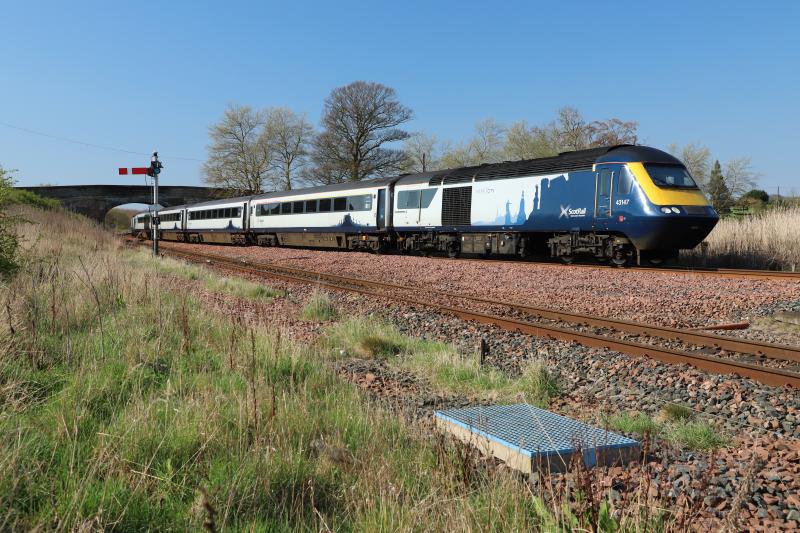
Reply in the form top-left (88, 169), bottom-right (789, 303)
top-left (682, 207), bottom-right (800, 270)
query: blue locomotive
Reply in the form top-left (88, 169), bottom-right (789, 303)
top-left (133, 145), bottom-right (719, 266)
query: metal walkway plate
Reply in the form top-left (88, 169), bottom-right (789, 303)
top-left (435, 404), bottom-right (639, 473)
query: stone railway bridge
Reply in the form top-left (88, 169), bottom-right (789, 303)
top-left (16, 185), bottom-right (220, 221)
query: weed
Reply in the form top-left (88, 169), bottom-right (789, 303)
top-left (517, 360), bottom-right (560, 407)
top-left (359, 335), bottom-right (403, 358)
top-left (606, 412), bottom-right (661, 436)
top-left (300, 290), bottom-right (337, 321)
top-left (665, 420), bottom-right (730, 450)
top-left (659, 403), bottom-right (693, 422)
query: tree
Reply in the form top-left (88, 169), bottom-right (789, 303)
top-left (740, 189), bottom-right (769, 203)
top-left (203, 104), bottom-right (271, 195)
top-left (554, 106), bottom-right (591, 151)
top-left (402, 132), bottom-right (440, 173)
top-left (309, 81), bottom-right (413, 183)
top-left (707, 160), bottom-right (733, 212)
top-left (668, 143), bottom-right (711, 187)
top-left (439, 119), bottom-right (506, 168)
top-left (587, 118), bottom-right (639, 147)
top-left (503, 121), bottom-right (558, 161)
top-left (724, 157), bottom-right (758, 198)
top-left (263, 108), bottom-right (314, 191)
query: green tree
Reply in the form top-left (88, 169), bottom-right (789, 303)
top-left (0, 165), bottom-right (20, 276)
top-left (706, 160), bottom-right (733, 213)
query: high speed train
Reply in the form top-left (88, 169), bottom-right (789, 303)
top-left (131, 145), bottom-right (719, 265)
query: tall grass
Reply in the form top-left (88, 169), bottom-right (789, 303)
top-left (682, 207), bottom-right (800, 270)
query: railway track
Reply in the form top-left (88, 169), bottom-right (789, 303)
top-left (150, 242), bottom-right (800, 389)
top-left (453, 256), bottom-right (800, 282)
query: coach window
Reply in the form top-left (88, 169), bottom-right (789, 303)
top-left (293, 201), bottom-right (305, 214)
top-left (281, 202), bottom-right (292, 215)
top-left (305, 199), bottom-right (318, 213)
top-left (319, 198), bottom-right (332, 212)
top-left (333, 197), bottom-right (347, 211)
top-left (617, 167), bottom-right (634, 195)
top-left (347, 194), bottom-right (371, 211)
top-left (398, 190), bottom-right (420, 209)
top-left (420, 188), bottom-right (436, 208)
top-left (268, 203), bottom-right (280, 215)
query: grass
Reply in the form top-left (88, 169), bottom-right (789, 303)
top-left (324, 318), bottom-right (561, 406)
top-left (682, 206), bottom-right (800, 270)
top-left (300, 289), bottom-right (337, 321)
top-left (3, 206), bottom-right (564, 531)
top-left (605, 409), bottom-right (729, 451)
top-left (123, 250), bottom-right (283, 300)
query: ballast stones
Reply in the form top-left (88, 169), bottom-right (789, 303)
top-left (435, 403), bottom-right (639, 474)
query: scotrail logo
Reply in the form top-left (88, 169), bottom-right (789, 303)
top-left (559, 205), bottom-right (587, 218)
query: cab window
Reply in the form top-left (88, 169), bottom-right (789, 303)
top-left (645, 164), bottom-right (698, 189)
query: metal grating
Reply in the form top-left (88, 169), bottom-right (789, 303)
top-left (436, 403), bottom-right (638, 467)
top-left (442, 186), bottom-right (472, 226)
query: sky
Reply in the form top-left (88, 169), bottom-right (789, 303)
top-left (2, 1), bottom-right (799, 195)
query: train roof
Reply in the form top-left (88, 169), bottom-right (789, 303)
top-left (249, 175), bottom-right (398, 203)
top-left (395, 144), bottom-right (682, 186)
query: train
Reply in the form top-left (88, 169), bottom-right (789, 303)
top-left (131, 144), bottom-right (719, 266)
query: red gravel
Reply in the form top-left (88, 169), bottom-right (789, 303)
top-left (160, 242), bottom-right (800, 328)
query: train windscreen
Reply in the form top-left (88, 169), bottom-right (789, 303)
top-left (644, 164), bottom-right (698, 189)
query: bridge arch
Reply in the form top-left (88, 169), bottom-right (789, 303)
top-left (15, 185), bottom-right (221, 221)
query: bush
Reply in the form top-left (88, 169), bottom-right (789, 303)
top-left (0, 167), bottom-right (20, 276)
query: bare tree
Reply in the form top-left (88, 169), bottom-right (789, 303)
top-left (203, 104), bottom-right (271, 194)
top-left (667, 143), bottom-right (711, 187)
top-left (438, 140), bottom-right (474, 169)
top-left (309, 81), bottom-right (413, 183)
top-left (468, 118), bottom-right (505, 164)
top-left (504, 121), bottom-right (558, 160)
top-left (402, 132), bottom-right (440, 173)
top-left (439, 119), bottom-right (506, 168)
top-left (588, 118), bottom-right (639, 147)
top-left (555, 106), bottom-right (591, 151)
top-left (724, 157), bottom-right (759, 198)
top-left (262, 108), bottom-right (314, 191)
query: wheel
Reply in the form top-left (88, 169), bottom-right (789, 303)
top-left (560, 255), bottom-right (574, 264)
top-left (611, 256), bottom-right (627, 267)
top-left (447, 246), bottom-right (461, 259)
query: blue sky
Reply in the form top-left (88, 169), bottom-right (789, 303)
top-left (2, 1), bottom-right (798, 194)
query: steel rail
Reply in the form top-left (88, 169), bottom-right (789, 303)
top-left (160, 246), bottom-right (800, 388)
top-left (454, 256), bottom-right (800, 282)
top-left (163, 245), bottom-right (800, 363)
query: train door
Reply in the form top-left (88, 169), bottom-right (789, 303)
top-left (377, 189), bottom-right (386, 230)
top-left (594, 166), bottom-right (614, 226)
top-left (242, 202), bottom-right (248, 230)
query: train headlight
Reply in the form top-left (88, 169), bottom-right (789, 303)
top-left (671, 207), bottom-right (681, 214)
top-left (660, 207), bottom-right (672, 214)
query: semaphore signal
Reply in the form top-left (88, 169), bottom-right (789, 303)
top-left (119, 152), bottom-right (164, 257)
